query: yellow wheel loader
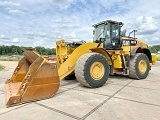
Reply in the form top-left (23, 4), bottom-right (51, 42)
top-left (5, 20), bottom-right (157, 107)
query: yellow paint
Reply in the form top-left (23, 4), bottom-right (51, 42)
top-left (114, 50), bottom-right (121, 55)
top-left (56, 40), bottom-right (68, 67)
top-left (151, 54), bottom-right (157, 65)
top-left (113, 55), bottom-right (122, 68)
top-left (138, 59), bottom-right (147, 74)
top-left (136, 39), bottom-right (148, 48)
top-left (122, 46), bottom-right (131, 53)
top-left (90, 62), bottom-right (105, 80)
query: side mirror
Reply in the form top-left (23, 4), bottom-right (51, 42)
top-left (93, 30), bottom-right (95, 35)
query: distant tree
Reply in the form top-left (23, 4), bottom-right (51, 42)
top-left (0, 45), bottom-right (56, 55)
top-left (35, 46), bottom-right (55, 55)
top-left (153, 45), bottom-right (160, 52)
top-left (52, 48), bottom-right (56, 55)
top-left (149, 45), bottom-right (160, 53)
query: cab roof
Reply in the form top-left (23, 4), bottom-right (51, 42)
top-left (92, 20), bottom-right (123, 28)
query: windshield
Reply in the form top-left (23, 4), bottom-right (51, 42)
top-left (111, 24), bottom-right (119, 39)
top-left (93, 25), bottom-right (105, 41)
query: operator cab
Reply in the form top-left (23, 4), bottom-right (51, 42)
top-left (93, 20), bottom-right (123, 50)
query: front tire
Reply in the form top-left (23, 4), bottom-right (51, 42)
top-left (75, 53), bottom-right (109, 87)
top-left (129, 53), bottom-right (150, 79)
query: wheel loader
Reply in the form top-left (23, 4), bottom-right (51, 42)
top-left (5, 20), bottom-right (157, 107)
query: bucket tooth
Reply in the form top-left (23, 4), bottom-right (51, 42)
top-left (5, 82), bottom-right (21, 107)
top-left (5, 48), bottom-right (60, 107)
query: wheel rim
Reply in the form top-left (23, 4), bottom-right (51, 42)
top-left (90, 62), bottom-right (105, 80)
top-left (138, 59), bottom-right (147, 74)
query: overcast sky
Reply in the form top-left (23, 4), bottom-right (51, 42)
top-left (0, 0), bottom-right (160, 48)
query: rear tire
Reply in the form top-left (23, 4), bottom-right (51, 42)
top-left (75, 53), bottom-right (109, 87)
top-left (129, 53), bottom-right (150, 79)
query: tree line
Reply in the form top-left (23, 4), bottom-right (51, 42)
top-left (0, 45), bottom-right (56, 55)
top-left (0, 45), bottom-right (160, 56)
top-left (149, 45), bottom-right (160, 53)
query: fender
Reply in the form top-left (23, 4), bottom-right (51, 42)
top-left (142, 48), bottom-right (152, 62)
top-left (131, 46), bottom-right (143, 56)
top-left (131, 46), bottom-right (152, 62)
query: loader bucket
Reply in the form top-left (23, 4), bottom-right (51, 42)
top-left (5, 48), bottom-right (60, 107)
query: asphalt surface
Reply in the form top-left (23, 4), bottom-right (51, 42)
top-left (0, 61), bottom-right (160, 120)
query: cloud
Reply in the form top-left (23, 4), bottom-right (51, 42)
top-left (26, 31), bottom-right (50, 40)
top-left (70, 32), bottom-right (76, 38)
top-left (0, 34), bottom-right (6, 38)
top-left (33, 39), bottom-right (46, 47)
top-left (11, 38), bottom-right (20, 43)
top-left (52, 0), bottom-right (76, 9)
top-left (39, 32), bottom-right (48, 37)
top-left (0, 34), bottom-right (10, 40)
top-left (26, 31), bottom-right (34, 36)
top-left (0, 1), bottom-right (20, 7)
top-left (60, 23), bottom-right (76, 28)
top-left (0, 0), bottom-right (160, 47)
top-left (121, 15), bottom-right (160, 45)
top-left (26, 32), bottom-right (35, 39)
top-left (54, 19), bottom-right (62, 23)
top-left (135, 16), bottom-right (158, 35)
top-left (8, 9), bottom-right (25, 15)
